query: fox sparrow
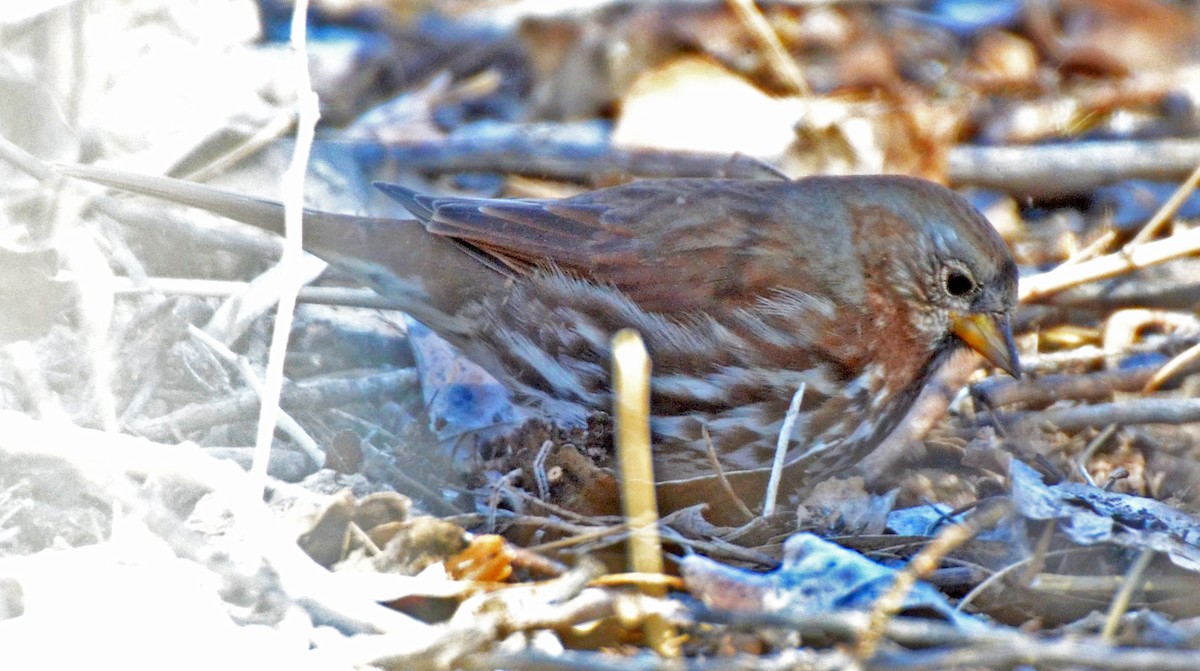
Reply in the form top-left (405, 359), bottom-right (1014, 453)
top-left (62, 167), bottom-right (1019, 516)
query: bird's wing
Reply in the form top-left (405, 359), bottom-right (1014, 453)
top-left (375, 180), bottom-right (821, 315)
top-left (374, 182), bottom-right (630, 268)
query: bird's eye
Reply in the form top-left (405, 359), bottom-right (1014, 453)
top-left (944, 267), bottom-right (977, 298)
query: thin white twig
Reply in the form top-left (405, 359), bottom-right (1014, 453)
top-left (250, 0), bottom-right (320, 498)
top-left (763, 383), bottom-right (804, 517)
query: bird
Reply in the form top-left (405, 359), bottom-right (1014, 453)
top-left (59, 165), bottom-right (1020, 518)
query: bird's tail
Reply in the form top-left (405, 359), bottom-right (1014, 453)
top-left (51, 162), bottom-right (493, 337)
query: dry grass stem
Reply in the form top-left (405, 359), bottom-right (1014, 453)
top-left (1144, 339), bottom-right (1200, 392)
top-left (1101, 548), bottom-right (1157, 641)
top-left (1019, 225), bottom-right (1200, 302)
top-left (702, 425), bottom-right (755, 521)
top-left (1127, 160), bottom-right (1200, 247)
top-left (857, 501), bottom-right (1012, 659)
top-left (612, 328), bottom-right (677, 656)
top-left (725, 0), bottom-right (810, 96)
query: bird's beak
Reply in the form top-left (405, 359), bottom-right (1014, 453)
top-left (950, 312), bottom-right (1021, 378)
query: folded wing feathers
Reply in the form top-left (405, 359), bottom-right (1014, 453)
top-left (377, 182), bottom-right (634, 270)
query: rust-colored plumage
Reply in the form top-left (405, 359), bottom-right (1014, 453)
top-left (61, 167), bottom-right (1020, 516)
top-left (376, 177), bottom-right (1020, 512)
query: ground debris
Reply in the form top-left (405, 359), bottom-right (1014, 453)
top-left (2, 0), bottom-right (1200, 667)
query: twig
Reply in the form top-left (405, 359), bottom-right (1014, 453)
top-left (112, 277), bottom-right (408, 310)
top-left (658, 526), bottom-right (781, 568)
top-left (0, 410), bottom-right (419, 634)
top-left (0, 134), bottom-right (53, 179)
top-left (725, 0), bottom-right (810, 96)
top-left (525, 522), bottom-right (630, 554)
top-left (250, 0), bottom-right (320, 498)
top-left (693, 605), bottom-right (1001, 649)
top-left (1018, 397), bottom-right (1200, 432)
top-left (1019, 224), bottom-right (1200, 303)
top-left (180, 111), bottom-right (297, 184)
top-left (763, 384), bottom-right (804, 517)
top-left (202, 446), bottom-right (308, 481)
top-left (1126, 160), bottom-right (1200, 248)
top-left (1058, 228), bottom-right (1118, 267)
top-left (495, 484), bottom-right (624, 526)
top-left (1031, 571), bottom-right (1195, 597)
top-left (956, 547), bottom-right (1072, 612)
top-left (463, 648), bottom-right (681, 671)
top-left (485, 468), bottom-right (523, 532)
top-left (376, 132), bottom-right (784, 181)
top-left (1101, 467), bottom-right (1130, 491)
top-left (50, 122), bottom-right (1181, 203)
top-left (465, 0), bottom-right (920, 25)
top-left (948, 138), bottom-right (1200, 197)
top-left (202, 254), bottom-right (329, 345)
top-left (1101, 548), bottom-right (1156, 642)
top-left (856, 500), bottom-right (1012, 659)
top-left (1144, 339), bottom-right (1200, 392)
top-left (1022, 520), bottom-right (1057, 586)
top-left (592, 572), bottom-right (685, 591)
top-left (971, 366), bottom-right (1158, 408)
top-left (532, 439), bottom-right (553, 500)
top-left (1102, 309), bottom-right (1199, 354)
top-left (127, 368), bottom-right (417, 441)
top-left (878, 638), bottom-right (1200, 671)
top-left (1014, 339), bottom-right (1195, 374)
top-left (186, 324), bottom-right (324, 465)
top-left (446, 510), bottom-right (620, 539)
top-left (701, 426), bottom-right (754, 521)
